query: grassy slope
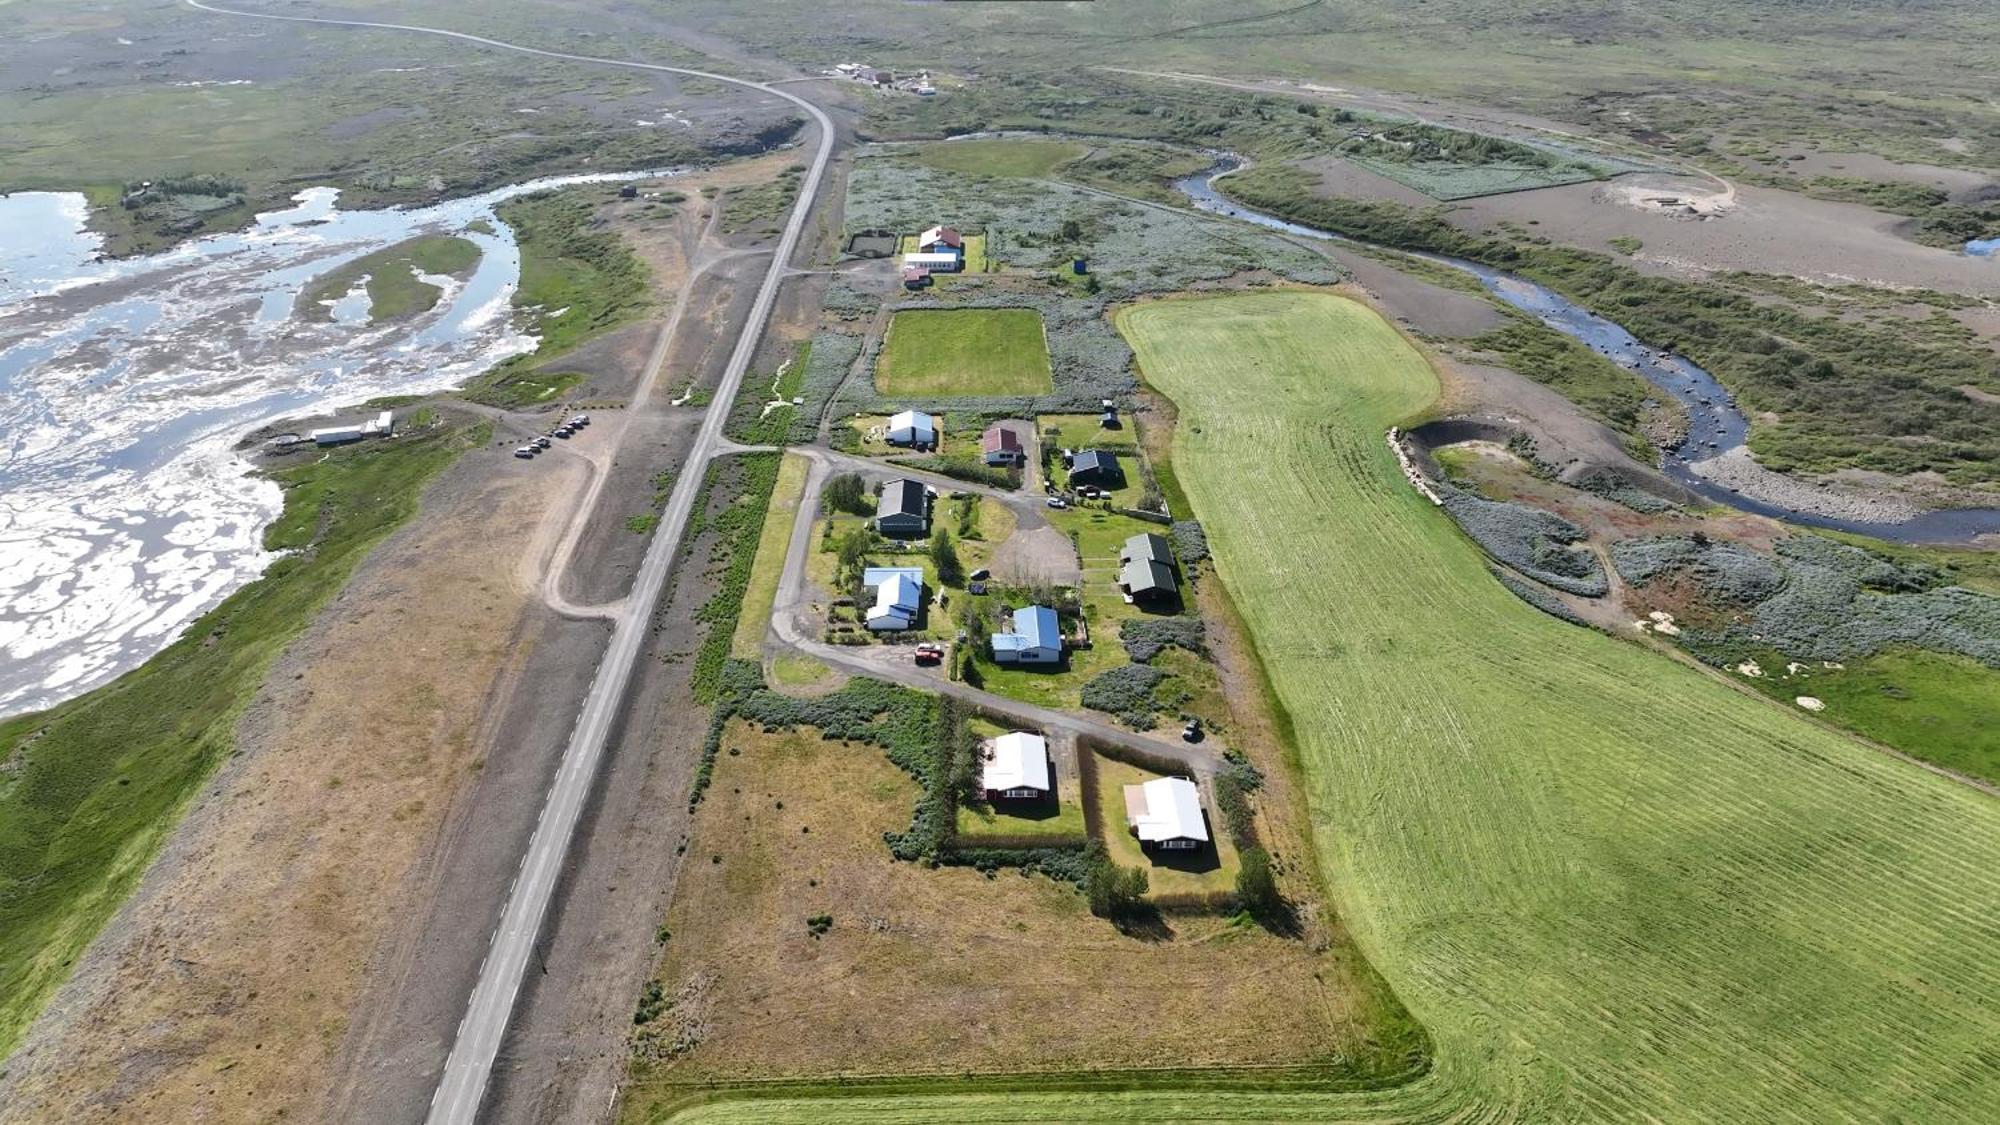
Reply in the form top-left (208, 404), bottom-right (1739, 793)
top-left (298, 234), bottom-right (481, 323)
top-left (0, 419), bottom-right (486, 1059)
top-left (876, 308), bottom-right (1053, 397)
top-left (669, 291), bottom-right (2000, 1122)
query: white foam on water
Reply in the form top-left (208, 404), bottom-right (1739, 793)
top-left (0, 169), bottom-right (678, 717)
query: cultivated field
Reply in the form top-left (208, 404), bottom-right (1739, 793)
top-left (676, 291), bottom-right (2000, 1121)
top-left (874, 308), bottom-right (1053, 396)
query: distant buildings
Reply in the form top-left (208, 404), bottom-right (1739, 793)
top-left (990, 605), bottom-right (1062, 665)
top-left (1118, 532), bottom-right (1178, 604)
top-left (309, 410), bottom-right (394, 447)
top-left (1123, 776), bottom-right (1210, 851)
top-left (981, 732), bottom-right (1051, 800)
top-left (886, 408), bottom-right (938, 448)
top-left (874, 478), bottom-right (931, 536)
top-left (981, 422), bottom-right (1025, 466)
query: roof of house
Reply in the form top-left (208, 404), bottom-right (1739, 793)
top-left (919, 225), bottom-right (963, 248)
top-left (981, 424), bottom-right (1022, 454)
top-left (1121, 532), bottom-right (1172, 567)
top-left (876, 479), bottom-right (928, 521)
top-left (862, 565), bottom-right (926, 589)
top-left (1120, 558), bottom-right (1177, 596)
top-left (982, 732), bottom-right (1050, 792)
top-left (869, 572), bottom-right (922, 617)
top-left (991, 605), bottom-right (1059, 654)
top-left (902, 265), bottom-right (930, 280)
top-left (887, 408), bottom-right (936, 435)
top-left (1125, 776), bottom-right (1209, 844)
top-left (1071, 449), bottom-right (1118, 476)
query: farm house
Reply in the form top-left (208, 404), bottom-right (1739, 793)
top-left (980, 732), bottom-right (1051, 800)
top-left (874, 479), bottom-right (931, 537)
top-left (863, 568), bottom-right (923, 632)
top-left (1123, 776), bottom-right (1210, 851)
top-left (990, 605), bottom-right (1062, 665)
top-left (981, 422), bottom-right (1025, 466)
top-left (885, 409), bottom-right (937, 447)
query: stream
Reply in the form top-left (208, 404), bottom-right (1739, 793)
top-left (1172, 157), bottom-right (2000, 546)
top-left (0, 171), bottom-right (671, 718)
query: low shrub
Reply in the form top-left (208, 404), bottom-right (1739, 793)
top-left (1170, 519), bottom-right (1210, 563)
top-left (1120, 617), bottom-right (1208, 663)
top-left (1080, 664), bottom-right (1169, 728)
top-left (1439, 483), bottom-right (1608, 597)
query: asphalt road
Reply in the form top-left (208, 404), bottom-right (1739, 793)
top-left (183, 4), bottom-right (836, 1121)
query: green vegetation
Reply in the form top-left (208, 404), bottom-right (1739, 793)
top-left (1335, 122), bottom-right (1630, 200)
top-left (298, 234), bottom-right (481, 323)
top-left (726, 341), bottom-right (812, 446)
top-left (875, 309), bottom-right (1054, 396)
top-left (1091, 755), bottom-right (1239, 899)
top-left (1466, 319), bottom-right (1660, 453)
top-left (466, 186), bottom-right (654, 407)
top-left (687, 454), bottom-right (783, 703)
top-left (910, 138), bottom-right (1085, 179)
top-left (1221, 162), bottom-right (2000, 483)
top-left (0, 418), bottom-right (485, 1059)
top-left (954, 793), bottom-right (1087, 842)
top-left (718, 165), bottom-right (803, 235)
top-left (1736, 648), bottom-right (2000, 785)
top-left (1802, 177), bottom-right (2000, 247)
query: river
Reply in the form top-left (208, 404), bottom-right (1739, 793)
top-left (0, 172), bottom-right (669, 719)
top-left (1172, 157), bottom-right (2000, 546)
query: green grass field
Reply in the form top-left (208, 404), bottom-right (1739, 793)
top-left (910, 138), bottom-right (1085, 179)
top-left (0, 418), bottom-right (485, 1060)
top-left (297, 234), bottom-right (481, 323)
top-left (667, 292), bottom-right (2000, 1121)
top-left (875, 308), bottom-right (1053, 396)
top-left (731, 452), bottom-right (811, 657)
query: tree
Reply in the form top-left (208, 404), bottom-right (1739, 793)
top-left (1059, 218), bottom-right (1083, 242)
top-left (930, 528), bottom-right (965, 587)
top-left (1236, 846), bottom-right (1282, 920)
top-left (824, 471), bottom-right (869, 516)
top-left (836, 526), bottom-right (873, 591)
top-left (1084, 842), bottom-right (1149, 919)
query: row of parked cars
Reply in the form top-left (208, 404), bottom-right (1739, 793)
top-left (513, 414), bottom-right (591, 459)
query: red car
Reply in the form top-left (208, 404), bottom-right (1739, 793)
top-left (913, 643), bottom-right (945, 664)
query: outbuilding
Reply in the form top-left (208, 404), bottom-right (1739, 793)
top-left (990, 605), bottom-right (1061, 665)
top-left (901, 250), bottom-right (963, 273)
top-left (902, 265), bottom-right (932, 290)
top-left (981, 732), bottom-right (1051, 800)
top-left (1123, 776), bottom-right (1210, 851)
top-left (874, 478), bottom-right (931, 537)
top-left (886, 408), bottom-right (937, 448)
top-left (1118, 532), bottom-right (1178, 604)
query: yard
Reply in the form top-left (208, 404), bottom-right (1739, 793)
top-left (875, 308), bottom-right (1053, 397)
top-left (952, 718), bottom-right (1088, 843)
top-left (1090, 754), bottom-right (1240, 899)
top-left (620, 720), bottom-right (1408, 1104)
top-left (896, 231), bottom-right (992, 274)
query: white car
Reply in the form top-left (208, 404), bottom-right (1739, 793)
top-left (1045, 496), bottom-right (1068, 509)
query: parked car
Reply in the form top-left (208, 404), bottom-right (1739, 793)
top-left (1045, 496), bottom-right (1068, 509)
top-left (913, 642), bottom-right (945, 664)
top-left (969, 568), bottom-right (990, 581)
top-left (513, 447), bottom-right (537, 459)
top-left (568, 414), bottom-right (590, 427)
top-left (1182, 718), bottom-right (1203, 743)
top-left (533, 436), bottom-right (552, 449)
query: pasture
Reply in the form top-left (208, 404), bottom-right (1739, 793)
top-left (910, 138), bottom-right (1084, 179)
top-left (875, 309), bottom-right (1052, 397)
top-left (674, 291), bottom-right (2000, 1120)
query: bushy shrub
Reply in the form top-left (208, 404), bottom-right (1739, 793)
top-left (1170, 519), bottom-right (1210, 563)
top-left (1489, 566), bottom-right (1590, 627)
top-left (1120, 617), bottom-right (1208, 663)
top-left (1439, 484), bottom-right (1608, 597)
top-left (824, 471), bottom-right (870, 515)
top-left (1083, 841), bottom-right (1150, 919)
top-left (1080, 664), bottom-right (1169, 728)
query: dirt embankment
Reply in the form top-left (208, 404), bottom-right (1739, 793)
top-left (0, 448), bottom-right (571, 1124)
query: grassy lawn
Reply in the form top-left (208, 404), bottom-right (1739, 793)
top-left (1092, 755), bottom-right (1239, 898)
top-left (910, 138), bottom-right (1086, 179)
top-left (731, 453), bottom-right (811, 658)
top-left (953, 793), bottom-right (1086, 841)
top-left (687, 289), bottom-right (2000, 1121)
top-left (1037, 413), bottom-right (1137, 454)
top-left (769, 653), bottom-right (832, 687)
top-left (0, 419), bottom-right (486, 1059)
top-left (1737, 647), bottom-right (2000, 785)
top-left (875, 309), bottom-right (1053, 397)
top-left (297, 234), bottom-right (481, 323)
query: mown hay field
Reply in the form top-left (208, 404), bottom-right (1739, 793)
top-left (666, 291), bottom-right (2000, 1122)
top-left (874, 308), bottom-right (1053, 396)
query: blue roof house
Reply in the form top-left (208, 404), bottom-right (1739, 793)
top-left (990, 605), bottom-right (1062, 665)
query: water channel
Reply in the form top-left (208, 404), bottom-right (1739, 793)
top-left (1172, 157), bottom-right (2000, 546)
top-left (0, 171), bottom-right (670, 717)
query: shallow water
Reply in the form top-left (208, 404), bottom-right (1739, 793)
top-left (0, 171), bottom-right (669, 718)
top-left (1173, 159), bottom-right (2000, 545)
top-left (1968, 236), bottom-right (2000, 258)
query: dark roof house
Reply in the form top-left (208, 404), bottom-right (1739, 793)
top-left (875, 478), bottom-right (930, 536)
top-left (1118, 532), bottom-right (1178, 603)
top-left (1067, 449), bottom-right (1122, 487)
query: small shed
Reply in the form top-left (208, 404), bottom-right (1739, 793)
top-left (902, 265), bottom-right (932, 290)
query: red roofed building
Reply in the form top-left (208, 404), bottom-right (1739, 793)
top-left (918, 225), bottom-right (964, 251)
top-left (902, 265), bottom-right (932, 290)
top-left (982, 422), bottom-right (1025, 467)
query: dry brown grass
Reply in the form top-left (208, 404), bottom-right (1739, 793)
top-left (0, 459), bottom-right (565, 1124)
top-left (631, 720), bottom-right (1386, 1085)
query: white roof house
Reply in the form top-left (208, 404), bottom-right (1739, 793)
top-left (901, 251), bottom-right (963, 273)
top-left (866, 571), bottom-right (922, 631)
top-left (886, 409), bottom-right (937, 447)
top-left (982, 732), bottom-right (1050, 797)
top-left (1124, 776), bottom-right (1210, 849)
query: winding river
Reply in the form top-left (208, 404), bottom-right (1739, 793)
top-left (0, 171), bottom-right (672, 718)
top-left (1173, 158), bottom-right (2000, 545)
